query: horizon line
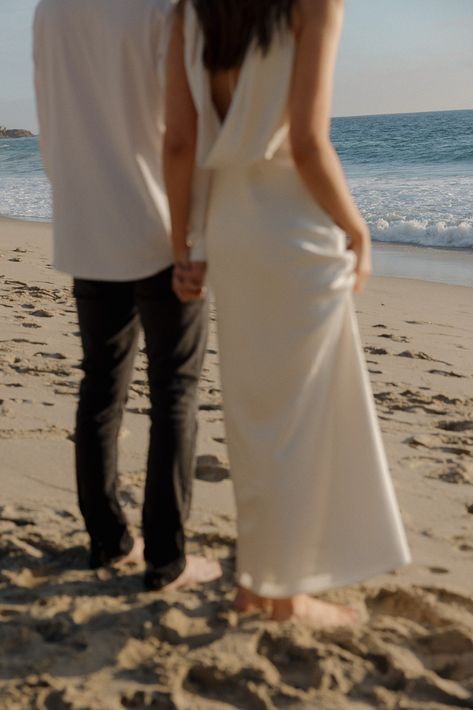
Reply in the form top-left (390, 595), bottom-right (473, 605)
top-left (333, 107), bottom-right (473, 120)
top-left (1, 106), bottom-right (472, 134)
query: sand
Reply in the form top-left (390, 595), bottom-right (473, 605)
top-left (1, 216), bottom-right (472, 710)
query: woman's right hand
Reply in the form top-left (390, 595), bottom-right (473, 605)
top-left (348, 224), bottom-right (372, 293)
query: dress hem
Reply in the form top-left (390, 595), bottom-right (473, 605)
top-left (237, 551), bottom-right (412, 599)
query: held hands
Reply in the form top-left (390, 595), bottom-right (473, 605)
top-left (173, 259), bottom-right (207, 302)
top-left (347, 224), bottom-right (372, 293)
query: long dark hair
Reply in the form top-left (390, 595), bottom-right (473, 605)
top-left (191, 0), bottom-right (296, 70)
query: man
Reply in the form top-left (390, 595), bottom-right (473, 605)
top-left (33, 0), bottom-right (220, 590)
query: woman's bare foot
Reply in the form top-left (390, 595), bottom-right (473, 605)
top-left (112, 536), bottom-right (144, 568)
top-left (234, 587), bottom-right (358, 629)
top-left (272, 595), bottom-right (359, 629)
top-left (163, 556), bottom-right (222, 591)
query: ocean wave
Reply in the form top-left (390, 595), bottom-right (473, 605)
top-left (371, 218), bottom-right (473, 249)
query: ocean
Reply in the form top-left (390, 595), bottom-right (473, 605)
top-left (332, 109), bottom-right (473, 251)
top-left (1, 109), bottom-right (472, 252)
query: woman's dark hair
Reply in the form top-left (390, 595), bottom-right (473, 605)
top-left (191, 0), bottom-right (296, 70)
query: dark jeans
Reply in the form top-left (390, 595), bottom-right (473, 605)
top-left (73, 266), bottom-right (207, 586)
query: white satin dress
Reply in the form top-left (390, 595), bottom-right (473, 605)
top-left (184, 4), bottom-right (411, 598)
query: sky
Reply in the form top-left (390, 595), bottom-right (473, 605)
top-left (0, 0), bottom-right (472, 131)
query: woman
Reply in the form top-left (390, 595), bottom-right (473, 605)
top-left (164, 0), bottom-right (410, 626)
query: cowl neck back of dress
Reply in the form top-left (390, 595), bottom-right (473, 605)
top-left (183, 1), bottom-right (295, 170)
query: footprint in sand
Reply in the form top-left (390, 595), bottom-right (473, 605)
top-left (438, 420), bottom-right (473, 433)
top-left (407, 434), bottom-right (472, 459)
top-left (0, 399), bottom-right (12, 415)
top-left (255, 622), bottom-right (469, 709)
top-left (121, 690), bottom-right (176, 709)
top-left (397, 350), bottom-right (447, 364)
top-left (196, 455), bottom-right (230, 483)
top-left (427, 463), bottom-right (472, 485)
top-left (401, 455), bottom-right (443, 470)
top-left (183, 663), bottom-right (267, 710)
top-left (199, 402), bottom-right (223, 412)
top-left (31, 310), bottom-right (54, 318)
top-left (378, 333), bottom-right (410, 343)
top-left (158, 607), bottom-right (224, 648)
top-left (433, 393), bottom-right (464, 405)
top-left (364, 346), bottom-right (388, 356)
top-left (12, 338), bottom-right (48, 345)
top-left (419, 625), bottom-right (473, 658)
top-left (54, 384), bottom-right (78, 396)
top-left (34, 352), bottom-right (67, 360)
top-left (35, 614), bottom-right (76, 643)
top-left (126, 406), bottom-right (150, 415)
top-left (257, 630), bottom-right (322, 692)
top-left (428, 369), bottom-right (465, 379)
top-left (367, 587), bottom-right (446, 626)
top-left (374, 390), bottom-right (450, 416)
top-left (459, 543), bottom-right (473, 551)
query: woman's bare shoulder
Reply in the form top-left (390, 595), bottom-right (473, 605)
top-left (295, 0), bottom-right (344, 23)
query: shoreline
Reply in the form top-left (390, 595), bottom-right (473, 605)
top-left (373, 242), bottom-right (473, 288)
top-left (1, 215), bottom-right (472, 289)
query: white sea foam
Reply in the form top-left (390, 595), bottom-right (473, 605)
top-left (0, 176), bottom-right (51, 221)
top-left (371, 217), bottom-right (473, 249)
top-left (349, 173), bottom-right (473, 250)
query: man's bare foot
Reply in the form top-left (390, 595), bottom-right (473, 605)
top-left (112, 536), bottom-right (144, 569)
top-left (162, 556), bottom-right (222, 591)
top-left (234, 586), bottom-right (272, 614)
top-left (272, 595), bottom-right (359, 629)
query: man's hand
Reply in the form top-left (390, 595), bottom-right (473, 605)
top-left (173, 261), bottom-right (207, 302)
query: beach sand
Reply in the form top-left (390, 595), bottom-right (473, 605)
top-left (1, 216), bottom-right (472, 709)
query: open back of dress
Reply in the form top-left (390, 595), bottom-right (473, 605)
top-left (184, 2), bottom-right (410, 597)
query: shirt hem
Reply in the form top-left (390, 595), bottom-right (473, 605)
top-left (52, 257), bottom-right (174, 283)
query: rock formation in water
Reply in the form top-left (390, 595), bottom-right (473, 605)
top-left (0, 127), bottom-right (34, 138)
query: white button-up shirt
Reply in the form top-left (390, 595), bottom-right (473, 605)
top-left (33, 0), bottom-right (175, 281)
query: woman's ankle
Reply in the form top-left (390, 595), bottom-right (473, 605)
top-left (235, 585), bottom-right (272, 613)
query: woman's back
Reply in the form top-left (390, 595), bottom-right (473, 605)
top-left (208, 69), bottom-right (240, 122)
